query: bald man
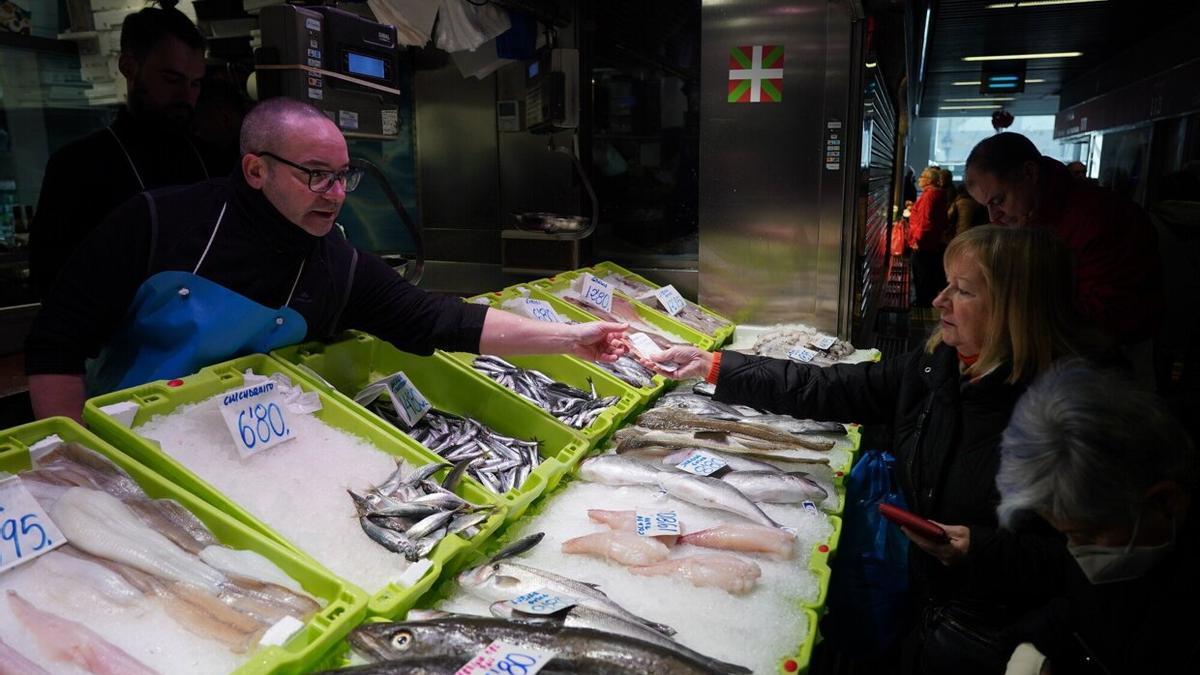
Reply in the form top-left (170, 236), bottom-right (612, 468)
top-left (25, 98), bottom-right (627, 421)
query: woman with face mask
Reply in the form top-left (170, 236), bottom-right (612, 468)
top-left (997, 363), bottom-right (1196, 675)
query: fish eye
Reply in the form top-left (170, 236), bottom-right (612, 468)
top-left (391, 630), bottom-right (413, 650)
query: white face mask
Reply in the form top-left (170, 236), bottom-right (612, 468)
top-left (1067, 515), bottom-right (1175, 585)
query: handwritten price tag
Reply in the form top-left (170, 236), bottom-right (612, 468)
top-left (455, 639), bottom-right (557, 675)
top-left (811, 334), bottom-right (838, 351)
top-left (675, 450), bottom-right (728, 477)
top-left (385, 372), bottom-right (432, 428)
top-left (788, 347), bottom-right (819, 363)
top-left (523, 298), bottom-right (563, 324)
top-left (635, 508), bottom-right (681, 537)
top-left (580, 274), bottom-right (614, 313)
top-left (654, 285), bottom-right (687, 317)
top-left (0, 476), bottom-right (66, 574)
top-left (220, 382), bottom-right (296, 458)
top-left (511, 588), bottom-right (578, 615)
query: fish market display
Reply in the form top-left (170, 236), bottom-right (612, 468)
top-left (552, 277), bottom-right (693, 349)
top-left (350, 460), bottom-right (495, 561)
top-left (739, 323), bottom-right (858, 364)
top-left (596, 271), bottom-right (732, 336)
top-left (637, 407), bottom-right (837, 452)
top-left (655, 472), bottom-right (787, 530)
top-left (653, 390), bottom-right (848, 434)
top-left (627, 554), bottom-right (762, 595)
top-left (500, 296), bottom-right (657, 389)
top-left (679, 524), bottom-right (798, 559)
top-left (0, 442), bottom-right (320, 674)
top-left (339, 616), bottom-right (751, 675)
top-left (562, 530), bottom-right (671, 565)
top-left (614, 427), bottom-right (833, 465)
top-left (577, 454), bottom-right (663, 486)
top-left (136, 373), bottom-right (458, 591)
top-left (397, 408), bottom-right (540, 495)
top-left (471, 355), bottom-right (619, 429)
top-left (720, 470), bottom-right (829, 504)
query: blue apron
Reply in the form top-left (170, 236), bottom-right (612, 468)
top-left (87, 201), bottom-right (308, 394)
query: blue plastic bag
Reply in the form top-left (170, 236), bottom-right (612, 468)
top-left (823, 449), bottom-right (912, 656)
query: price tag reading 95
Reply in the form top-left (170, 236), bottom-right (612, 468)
top-left (811, 334), bottom-right (838, 351)
top-left (385, 372), bottom-right (432, 428)
top-left (788, 347), bottom-right (819, 363)
top-left (0, 476), bottom-right (67, 574)
top-left (523, 298), bottom-right (563, 324)
top-left (675, 450), bottom-right (729, 477)
top-left (511, 588), bottom-right (578, 615)
top-left (455, 639), bottom-right (557, 675)
top-left (654, 285), bottom-right (688, 317)
top-left (635, 508), bottom-right (681, 537)
top-left (580, 274), bottom-right (614, 313)
top-left (219, 382), bottom-right (296, 459)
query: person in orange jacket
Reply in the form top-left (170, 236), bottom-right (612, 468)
top-left (908, 166), bottom-right (952, 306)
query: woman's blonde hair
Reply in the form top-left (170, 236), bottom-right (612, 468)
top-left (925, 225), bottom-right (1090, 382)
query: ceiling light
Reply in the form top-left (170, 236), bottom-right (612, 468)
top-left (954, 78), bottom-right (1044, 86)
top-left (865, 61), bottom-right (877, 68)
top-left (918, 7), bottom-right (932, 81)
top-left (964, 52), bottom-right (1082, 62)
top-left (945, 97), bottom-right (1015, 102)
top-left (986, 1), bottom-right (1106, 8)
top-left (1026, 79), bottom-right (1045, 83)
top-left (939, 105), bottom-right (1003, 111)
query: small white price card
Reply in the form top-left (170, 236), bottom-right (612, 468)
top-left (523, 298), bottom-right (562, 324)
top-left (788, 347), bottom-right (819, 363)
top-left (580, 274), bottom-right (614, 313)
top-left (0, 475), bottom-right (66, 574)
top-left (654, 284), bottom-right (687, 317)
top-left (811, 334), bottom-right (838, 351)
top-left (627, 333), bottom-right (677, 372)
top-left (511, 588), bottom-right (578, 615)
top-left (456, 639), bottom-right (557, 675)
top-left (675, 451), bottom-right (728, 477)
top-left (802, 500), bottom-right (819, 514)
top-left (385, 372), bottom-right (432, 428)
top-left (220, 381), bottom-right (296, 458)
top-left (635, 508), bottom-right (681, 537)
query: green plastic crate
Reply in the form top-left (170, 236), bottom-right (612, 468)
top-left (587, 261), bottom-right (737, 347)
top-left (528, 276), bottom-right (719, 352)
top-left (0, 417), bottom-right (368, 675)
top-left (270, 333), bottom-right (590, 523)
top-left (82, 354), bottom-right (507, 620)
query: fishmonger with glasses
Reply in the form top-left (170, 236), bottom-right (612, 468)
top-left (24, 98), bottom-right (629, 422)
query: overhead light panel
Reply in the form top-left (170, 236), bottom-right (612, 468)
top-left (945, 97), bottom-right (1015, 102)
top-left (964, 52), bottom-right (1082, 62)
top-left (939, 105), bottom-right (1003, 111)
top-left (986, 1), bottom-right (1106, 8)
top-left (866, 61), bottom-right (878, 68)
top-left (952, 79), bottom-right (1044, 85)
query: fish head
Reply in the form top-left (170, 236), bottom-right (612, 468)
top-left (348, 622), bottom-right (419, 660)
top-left (456, 562), bottom-right (526, 600)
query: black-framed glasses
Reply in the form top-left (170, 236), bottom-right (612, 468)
top-left (255, 151), bottom-right (364, 193)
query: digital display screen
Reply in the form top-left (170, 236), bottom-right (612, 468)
top-left (347, 52), bottom-right (386, 79)
top-left (528, 61), bottom-right (540, 79)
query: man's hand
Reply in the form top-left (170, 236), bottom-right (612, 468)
top-left (639, 346), bottom-right (714, 380)
top-left (902, 521), bottom-right (971, 566)
top-left (569, 322), bottom-right (629, 362)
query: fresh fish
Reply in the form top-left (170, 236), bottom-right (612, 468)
top-left (490, 601), bottom-right (749, 674)
top-left (597, 272), bottom-right (732, 336)
top-left (637, 408), bottom-right (836, 451)
top-left (557, 293), bottom-right (689, 350)
top-left (0, 636), bottom-right (50, 675)
top-left (198, 545), bottom-right (309, 597)
top-left (678, 524), bottom-right (797, 559)
top-left (655, 472), bottom-right (787, 530)
top-left (628, 554), bottom-right (762, 595)
top-left (457, 560), bottom-right (676, 637)
top-left (320, 657), bottom-right (572, 675)
top-left (661, 448), bottom-right (782, 474)
top-left (7, 590), bottom-right (159, 675)
top-left (720, 471), bottom-right (829, 504)
top-left (164, 582), bottom-right (267, 653)
top-left (473, 356), bottom-right (619, 430)
top-left (33, 547), bottom-right (146, 607)
top-left (615, 428), bottom-right (832, 465)
top-left (405, 509), bottom-right (457, 541)
top-left (746, 323), bottom-right (857, 364)
top-left (488, 531), bottom-right (545, 563)
top-left (359, 516), bottom-right (421, 560)
top-left (344, 617), bottom-right (749, 674)
top-left (587, 509), bottom-right (678, 545)
top-left (561, 530), bottom-right (671, 565)
top-left (577, 454), bottom-right (661, 486)
top-left (653, 392), bottom-right (848, 435)
top-left (406, 608), bottom-right (456, 621)
top-left (49, 487), bottom-right (227, 593)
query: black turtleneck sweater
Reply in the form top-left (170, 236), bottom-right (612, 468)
top-left (24, 172), bottom-right (487, 376)
top-left (29, 107), bottom-right (223, 297)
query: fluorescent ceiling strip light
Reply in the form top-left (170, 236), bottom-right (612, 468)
top-left (986, 1), bottom-right (1106, 8)
top-left (939, 105), bottom-right (1003, 110)
top-left (964, 52), bottom-right (1082, 61)
top-left (945, 97), bottom-right (1015, 102)
top-left (918, 7), bottom-right (932, 82)
top-left (952, 79), bottom-right (1044, 85)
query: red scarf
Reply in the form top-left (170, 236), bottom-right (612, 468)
top-left (958, 352), bottom-right (980, 367)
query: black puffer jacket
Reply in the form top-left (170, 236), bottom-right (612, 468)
top-left (714, 345), bottom-right (1070, 612)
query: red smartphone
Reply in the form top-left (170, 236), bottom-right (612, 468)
top-left (878, 503), bottom-right (949, 542)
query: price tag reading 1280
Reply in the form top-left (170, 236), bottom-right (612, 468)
top-left (635, 508), bottom-right (681, 537)
top-left (581, 274), bottom-right (614, 313)
top-left (455, 639), bottom-right (557, 675)
top-left (0, 475), bottom-right (67, 574)
top-left (219, 381), bottom-right (296, 459)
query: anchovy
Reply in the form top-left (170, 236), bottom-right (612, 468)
top-left (472, 356), bottom-right (619, 430)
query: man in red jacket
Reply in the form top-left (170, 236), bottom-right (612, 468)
top-left (964, 133), bottom-right (1163, 344)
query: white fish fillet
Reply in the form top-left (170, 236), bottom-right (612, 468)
top-left (49, 487), bottom-right (226, 593)
top-left (199, 546), bottom-right (308, 597)
top-left (35, 548), bottom-right (147, 607)
top-left (6, 590), bottom-right (159, 675)
top-left (628, 554), bottom-right (762, 594)
top-left (678, 524), bottom-right (797, 559)
top-left (561, 530), bottom-right (670, 566)
top-left (0, 636), bottom-right (50, 675)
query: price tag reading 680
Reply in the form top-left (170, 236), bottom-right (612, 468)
top-left (219, 381), bottom-right (296, 458)
top-left (0, 475), bottom-right (67, 574)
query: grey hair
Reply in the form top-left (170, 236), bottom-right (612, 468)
top-left (238, 97), bottom-right (333, 156)
top-left (996, 361), bottom-right (1195, 529)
